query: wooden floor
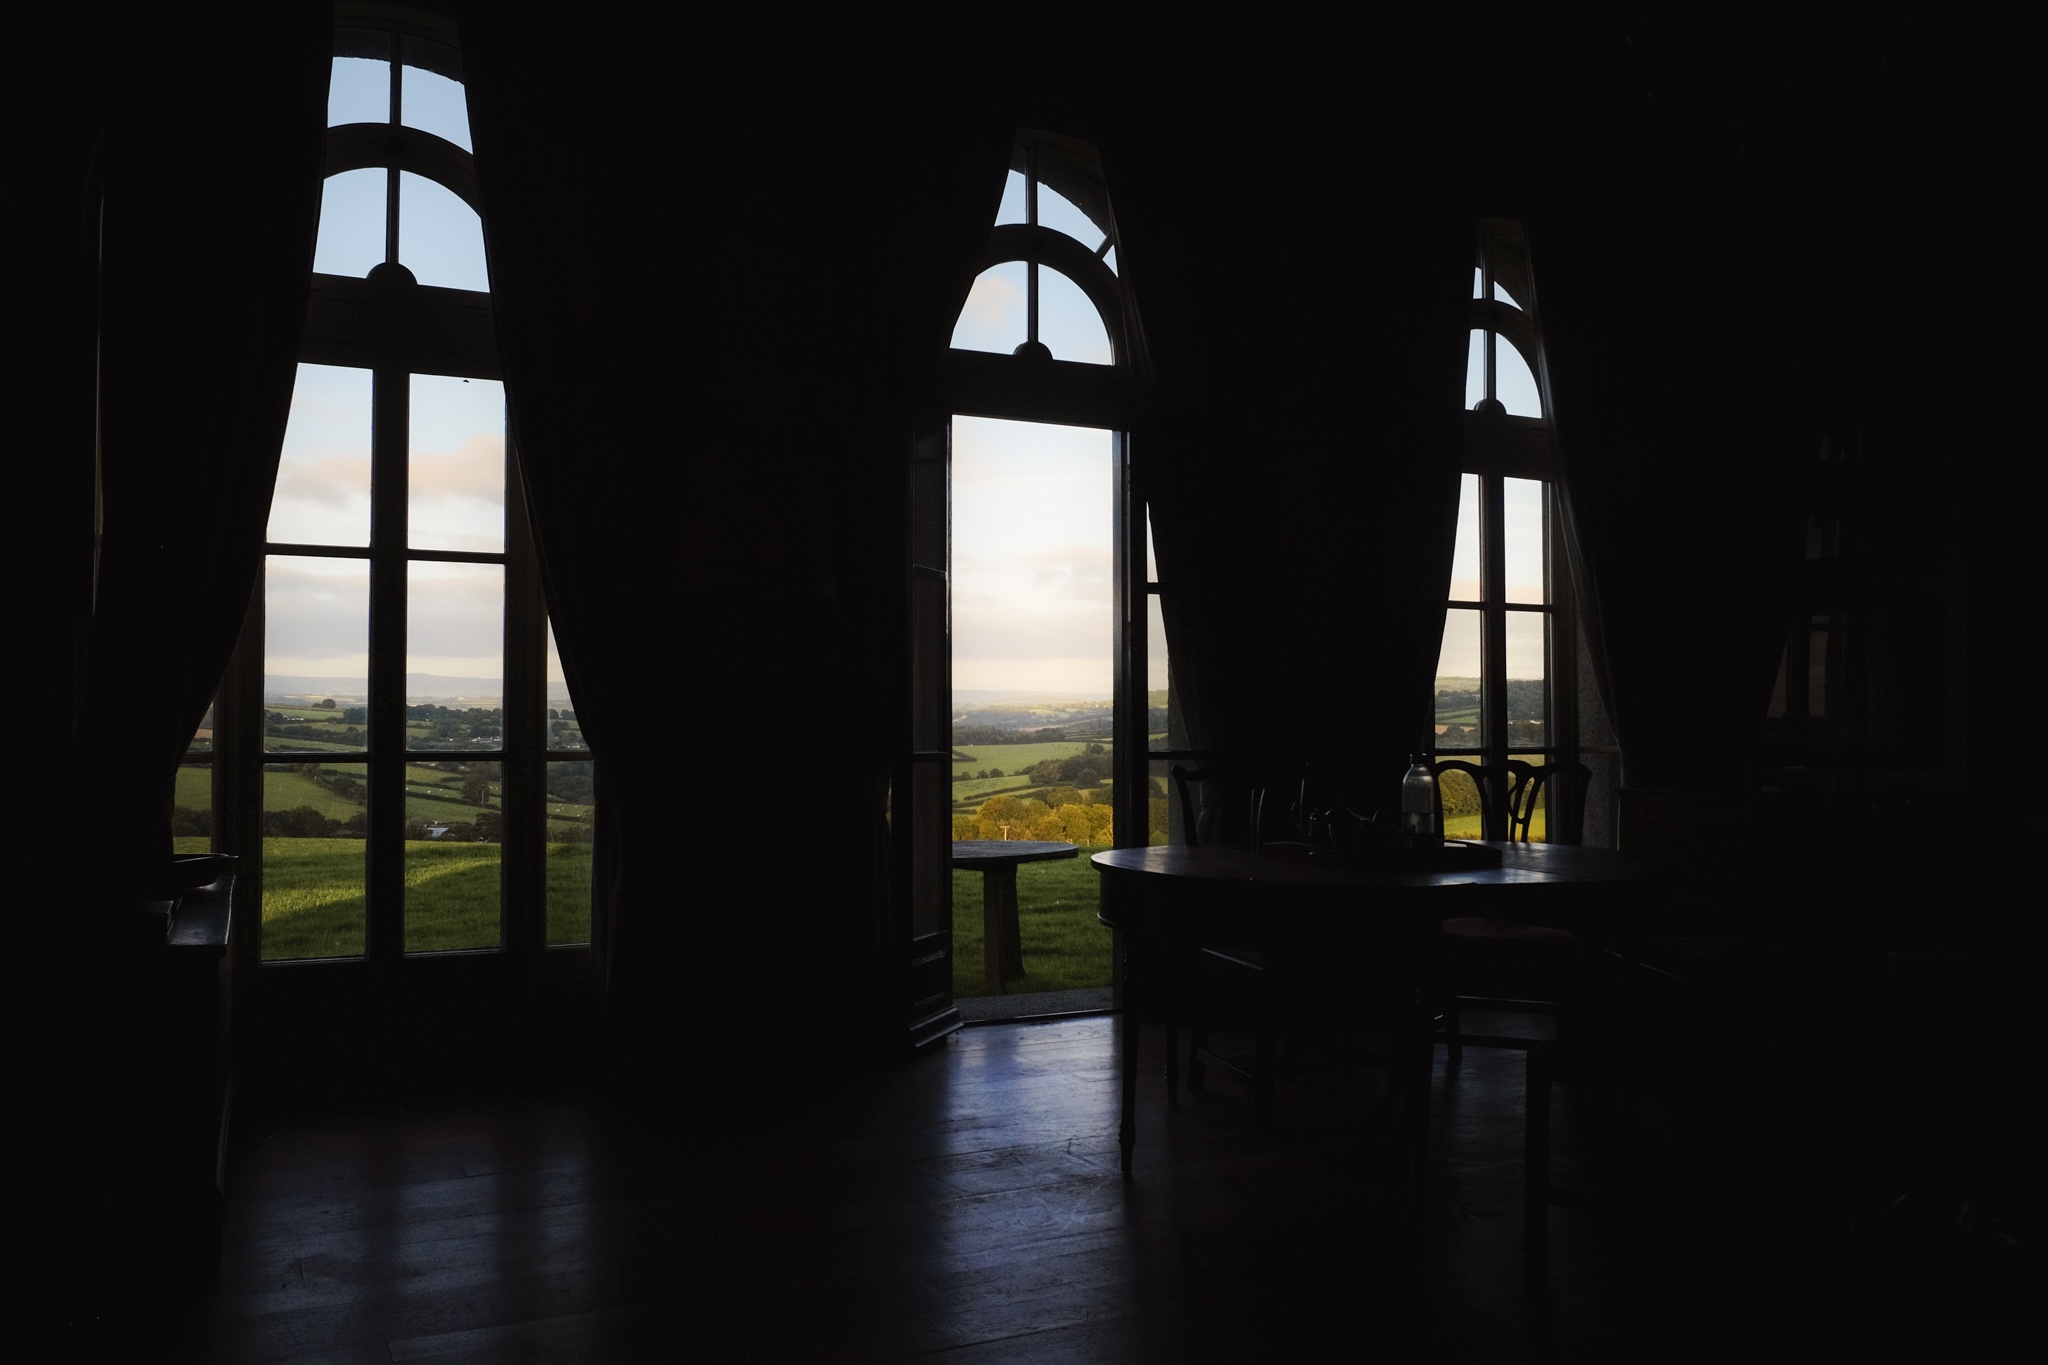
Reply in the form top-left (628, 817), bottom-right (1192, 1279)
top-left (147, 1008), bottom-right (2022, 1364)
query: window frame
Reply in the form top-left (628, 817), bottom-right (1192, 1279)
top-left (1435, 220), bottom-right (1588, 838)
top-left (220, 6), bottom-right (592, 982)
top-left (900, 130), bottom-right (1142, 1041)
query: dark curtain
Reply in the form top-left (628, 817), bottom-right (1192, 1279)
top-left (73, 14), bottom-right (332, 906)
top-left (462, 22), bottom-right (1012, 1064)
top-left (1531, 45), bottom-right (1850, 792)
top-left (1100, 91), bottom-right (1478, 826)
top-left (42, 8), bottom-right (329, 1327)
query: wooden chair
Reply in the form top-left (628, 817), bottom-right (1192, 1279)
top-left (1170, 763), bottom-right (1278, 1122)
top-left (1432, 759), bottom-right (1592, 1060)
top-left (1174, 764), bottom-right (1429, 1152)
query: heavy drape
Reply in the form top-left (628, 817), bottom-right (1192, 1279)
top-left (461, 24), bottom-right (1013, 1063)
top-left (47, 7), bottom-right (329, 1325)
top-left (1103, 98), bottom-right (1487, 829)
top-left (74, 15), bottom-right (332, 907)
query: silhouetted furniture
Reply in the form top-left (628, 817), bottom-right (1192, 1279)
top-left (951, 841), bottom-right (1079, 995)
top-left (1523, 950), bottom-right (1729, 1259)
top-left (1094, 841), bottom-right (1663, 1175)
top-left (1432, 759), bottom-right (1593, 1058)
top-left (1168, 763), bottom-right (1377, 1129)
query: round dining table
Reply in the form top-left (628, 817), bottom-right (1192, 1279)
top-left (1091, 840), bottom-right (1667, 1174)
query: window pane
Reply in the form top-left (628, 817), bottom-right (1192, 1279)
top-left (1437, 765), bottom-right (1485, 840)
top-left (400, 64), bottom-right (471, 150)
top-left (1505, 609), bottom-right (1548, 746)
top-left (1040, 265), bottom-right (1112, 365)
top-left (187, 703), bottom-right (215, 755)
top-left (409, 374), bottom-right (504, 552)
top-left (1435, 608), bottom-right (1482, 748)
top-left (1493, 280), bottom-right (1524, 310)
top-left (1038, 183), bottom-right (1105, 253)
top-left (1144, 503), bottom-right (1158, 583)
top-left (994, 169), bottom-right (1026, 225)
top-left (261, 760), bottom-right (366, 960)
top-left (1465, 329), bottom-right (1486, 409)
top-left (1147, 584), bottom-right (1170, 758)
top-left (270, 363), bottom-right (372, 546)
top-left (175, 762), bottom-right (212, 853)
top-left (407, 562), bottom-right (503, 733)
top-left (950, 417), bottom-right (1112, 696)
top-left (1449, 472), bottom-right (1481, 599)
top-left (546, 768), bottom-right (594, 945)
top-left (1510, 753), bottom-right (1551, 840)
top-left (951, 261), bottom-right (1027, 354)
top-left (545, 620), bottom-right (588, 751)
top-left (1497, 335), bottom-right (1542, 417)
top-left (405, 835), bottom-right (499, 953)
top-left (1148, 758), bottom-right (1175, 845)
top-left (313, 167), bottom-right (386, 279)
top-left (266, 556), bottom-right (370, 748)
top-left (1503, 477), bottom-right (1546, 604)
top-left (328, 55), bottom-right (388, 126)
top-left (1473, 266), bottom-right (1484, 300)
top-left (398, 172), bottom-right (489, 292)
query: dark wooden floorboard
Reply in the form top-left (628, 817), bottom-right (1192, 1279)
top-left (143, 1009), bottom-right (2022, 1363)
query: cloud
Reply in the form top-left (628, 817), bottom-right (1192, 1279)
top-left (958, 271), bottom-right (1023, 332)
top-left (273, 452), bottom-right (371, 507)
top-left (409, 432), bottom-right (504, 499)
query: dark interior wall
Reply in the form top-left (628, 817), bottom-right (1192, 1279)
top-left (50, 19), bottom-right (2011, 1066)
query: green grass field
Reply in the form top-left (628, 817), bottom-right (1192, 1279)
top-left (256, 838), bottom-right (593, 959)
top-left (952, 848), bottom-right (1112, 997)
top-left (178, 760), bottom-right (592, 837)
top-left (950, 739), bottom-right (1103, 779)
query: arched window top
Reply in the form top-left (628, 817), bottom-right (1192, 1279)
top-left (950, 131), bottom-right (1126, 370)
top-left (1466, 328), bottom-right (1542, 417)
top-left (1467, 221), bottom-right (1545, 422)
top-left (312, 7), bottom-right (488, 296)
top-left (331, 10), bottom-right (466, 131)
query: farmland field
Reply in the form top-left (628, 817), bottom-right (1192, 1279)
top-left (949, 739), bottom-right (1099, 777)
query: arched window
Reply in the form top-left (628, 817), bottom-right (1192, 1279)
top-left (1434, 219), bottom-right (1608, 839)
top-left (901, 131), bottom-right (1142, 1037)
top-left (222, 5), bottom-right (591, 970)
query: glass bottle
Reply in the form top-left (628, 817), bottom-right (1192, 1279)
top-left (1400, 755), bottom-right (1435, 848)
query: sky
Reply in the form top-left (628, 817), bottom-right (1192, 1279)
top-left (1435, 472), bottom-right (1549, 682)
top-left (950, 416), bottom-right (1115, 697)
top-left (263, 57), bottom-right (528, 692)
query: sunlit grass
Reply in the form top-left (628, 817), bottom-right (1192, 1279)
top-left (256, 838), bottom-right (592, 959)
top-left (953, 847), bottom-right (1112, 997)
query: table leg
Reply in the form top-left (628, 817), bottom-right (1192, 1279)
top-left (1119, 934), bottom-right (1139, 1176)
top-left (981, 866), bottom-right (1024, 994)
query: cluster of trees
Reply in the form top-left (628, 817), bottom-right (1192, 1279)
top-left (952, 723), bottom-right (1077, 745)
top-left (405, 703), bottom-right (503, 746)
top-left (1434, 680), bottom-right (1547, 722)
top-left (955, 793), bottom-right (1113, 845)
top-left (1022, 742), bottom-right (1109, 788)
top-left (954, 767), bottom-right (1005, 782)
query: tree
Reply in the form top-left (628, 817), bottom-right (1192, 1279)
top-left (461, 776), bottom-right (491, 805)
top-left (974, 795), bottom-right (1045, 840)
